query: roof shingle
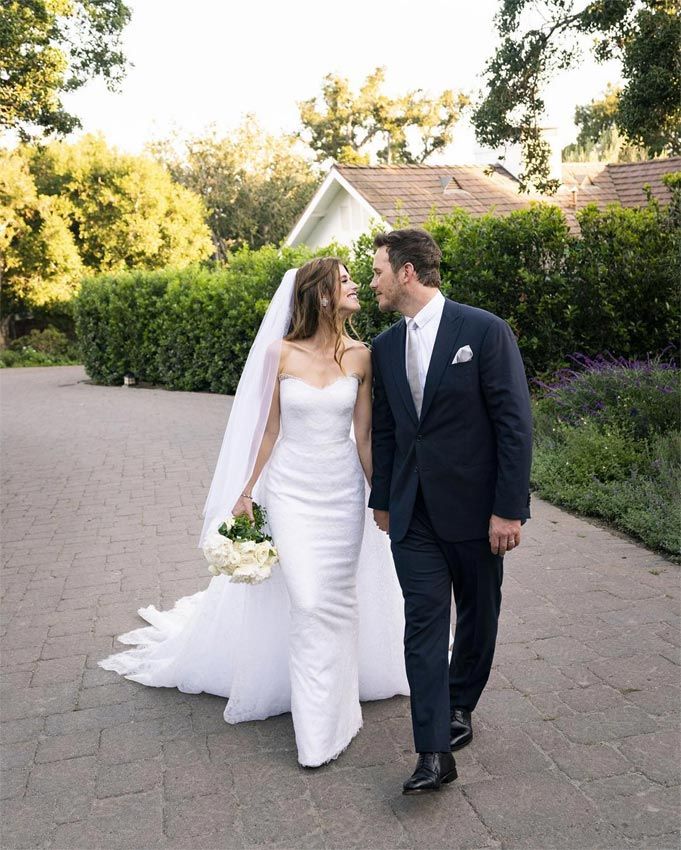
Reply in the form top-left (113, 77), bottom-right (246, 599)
top-left (335, 158), bottom-right (680, 233)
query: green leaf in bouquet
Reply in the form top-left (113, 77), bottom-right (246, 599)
top-left (218, 502), bottom-right (272, 544)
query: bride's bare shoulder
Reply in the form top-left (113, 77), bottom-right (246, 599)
top-left (270, 338), bottom-right (298, 372)
top-left (281, 339), bottom-right (310, 355)
top-left (346, 340), bottom-right (370, 358)
top-left (343, 339), bottom-right (371, 378)
top-left (343, 337), bottom-right (369, 353)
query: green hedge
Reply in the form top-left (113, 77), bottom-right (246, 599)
top-left (75, 192), bottom-right (679, 390)
top-left (75, 245), bottom-right (348, 393)
top-left (351, 194), bottom-right (679, 378)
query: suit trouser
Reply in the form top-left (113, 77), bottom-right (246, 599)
top-left (391, 486), bottom-right (503, 753)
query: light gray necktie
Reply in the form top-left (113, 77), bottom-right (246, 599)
top-left (406, 319), bottom-right (423, 417)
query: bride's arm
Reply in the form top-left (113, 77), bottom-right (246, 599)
top-left (231, 376), bottom-right (281, 521)
top-left (353, 350), bottom-right (373, 485)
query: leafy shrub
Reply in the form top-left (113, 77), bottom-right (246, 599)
top-left (567, 200), bottom-right (680, 361)
top-left (600, 431), bottom-right (681, 555)
top-left (534, 351), bottom-right (680, 439)
top-left (8, 327), bottom-right (76, 356)
top-left (74, 244), bottom-right (349, 393)
top-left (532, 420), bottom-right (647, 507)
top-left (532, 355), bottom-right (681, 556)
top-left (428, 204), bottom-right (574, 378)
top-left (75, 269), bottom-right (171, 385)
top-left (351, 195), bottom-right (679, 379)
top-left (75, 192), bottom-right (680, 390)
top-left (0, 326), bottom-right (81, 367)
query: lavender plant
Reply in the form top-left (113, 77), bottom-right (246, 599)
top-left (532, 351), bottom-right (681, 557)
top-left (533, 350), bottom-right (680, 440)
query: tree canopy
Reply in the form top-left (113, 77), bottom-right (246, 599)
top-left (0, 0), bottom-right (131, 139)
top-left (299, 67), bottom-right (469, 165)
top-left (562, 83), bottom-right (648, 162)
top-left (0, 147), bottom-right (83, 314)
top-left (151, 117), bottom-right (320, 256)
top-left (472, 0), bottom-right (681, 192)
top-left (0, 136), bottom-right (213, 317)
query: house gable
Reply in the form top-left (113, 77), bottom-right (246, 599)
top-left (286, 158), bottom-right (681, 247)
top-left (285, 168), bottom-right (384, 248)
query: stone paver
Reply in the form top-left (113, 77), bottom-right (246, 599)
top-left (1, 365), bottom-right (680, 849)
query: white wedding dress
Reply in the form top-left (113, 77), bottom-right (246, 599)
top-left (99, 371), bottom-right (409, 767)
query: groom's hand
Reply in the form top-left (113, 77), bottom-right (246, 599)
top-left (489, 515), bottom-right (521, 556)
top-left (373, 509), bottom-right (390, 534)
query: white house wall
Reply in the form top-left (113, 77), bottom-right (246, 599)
top-left (295, 188), bottom-right (376, 248)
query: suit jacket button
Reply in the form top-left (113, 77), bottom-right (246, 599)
top-left (416, 435), bottom-right (423, 441)
top-left (415, 466), bottom-right (419, 472)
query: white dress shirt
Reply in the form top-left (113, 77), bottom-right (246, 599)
top-left (404, 290), bottom-right (446, 390)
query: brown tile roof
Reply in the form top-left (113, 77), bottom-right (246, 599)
top-left (336, 158), bottom-right (681, 233)
top-left (336, 163), bottom-right (531, 223)
top-left (558, 158), bottom-right (679, 211)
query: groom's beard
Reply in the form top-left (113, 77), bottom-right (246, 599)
top-left (374, 290), bottom-right (402, 314)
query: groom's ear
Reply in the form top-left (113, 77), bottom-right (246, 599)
top-left (401, 262), bottom-right (415, 284)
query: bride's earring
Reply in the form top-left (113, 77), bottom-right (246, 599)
top-left (321, 297), bottom-right (329, 307)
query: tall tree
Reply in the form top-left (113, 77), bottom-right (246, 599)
top-left (0, 0), bottom-right (131, 139)
top-left (151, 117), bottom-right (320, 257)
top-left (562, 83), bottom-right (648, 162)
top-left (28, 135), bottom-right (213, 272)
top-left (299, 67), bottom-right (469, 165)
top-left (472, 0), bottom-right (681, 193)
top-left (0, 146), bottom-right (83, 329)
top-left (0, 136), bottom-right (213, 329)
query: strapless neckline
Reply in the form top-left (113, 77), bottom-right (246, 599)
top-left (278, 373), bottom-right (361, 391)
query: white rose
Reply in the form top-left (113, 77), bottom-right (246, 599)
top-left (231, 563), bottom-right (271, 585)
top-left (231, 562), bottom-right (258, 580)
top-left (225, 542), bottom-right (241, 566)
top-left (202, 538), bottom-right (234, 568)
top-left (254, 541), bottom-right (272, 566)
top-left (234, 540), bottom-right (259, 567)
top-left (257, 564), bottom-right (272, 582)
top-left (203, 533), bottom-right (237, 569)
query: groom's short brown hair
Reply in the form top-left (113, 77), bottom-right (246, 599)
top-left (374, 228), bottom-right (442, 288)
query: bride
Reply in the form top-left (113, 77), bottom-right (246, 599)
top-left (99, 257), bottom-right (409, 767)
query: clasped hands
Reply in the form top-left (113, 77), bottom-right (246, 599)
top-left (372, 510), bottom-right (521, 555)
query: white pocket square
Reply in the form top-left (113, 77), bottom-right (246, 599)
top-left (452, 345), bottom-right (473, 364)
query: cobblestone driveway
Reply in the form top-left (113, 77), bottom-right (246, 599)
top-left (1, 366), bottom-right (679, 849)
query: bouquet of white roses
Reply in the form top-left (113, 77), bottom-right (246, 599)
top-left (202, 503), bottom-right (278, 585)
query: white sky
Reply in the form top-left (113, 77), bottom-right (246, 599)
top-left (61, 0), bottom-right (623, 162)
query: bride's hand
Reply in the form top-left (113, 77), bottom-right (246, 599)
top-left (232, 494), bottom-right (254, 522)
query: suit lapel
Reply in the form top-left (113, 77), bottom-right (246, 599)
top-left (389, 318), bottom-right (419, 425)
top-left (419, 299), bottom-right (464, 423)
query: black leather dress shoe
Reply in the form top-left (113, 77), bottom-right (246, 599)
top-left (450, 708), bottom-right (473, 751)
top-left (402, 751), bottom-right (458, 794)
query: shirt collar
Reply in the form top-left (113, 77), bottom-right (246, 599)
top-left (410, 290), bottom-right (445, 330)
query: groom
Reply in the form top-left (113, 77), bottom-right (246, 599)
top-left (368, 228), bottom-right (532, 794)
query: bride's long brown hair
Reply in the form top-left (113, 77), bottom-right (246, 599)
top-left (285, 257), bottom-right (355, 370)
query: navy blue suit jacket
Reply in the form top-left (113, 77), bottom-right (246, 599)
top-left (368, 298), bottom-right (533, 543)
